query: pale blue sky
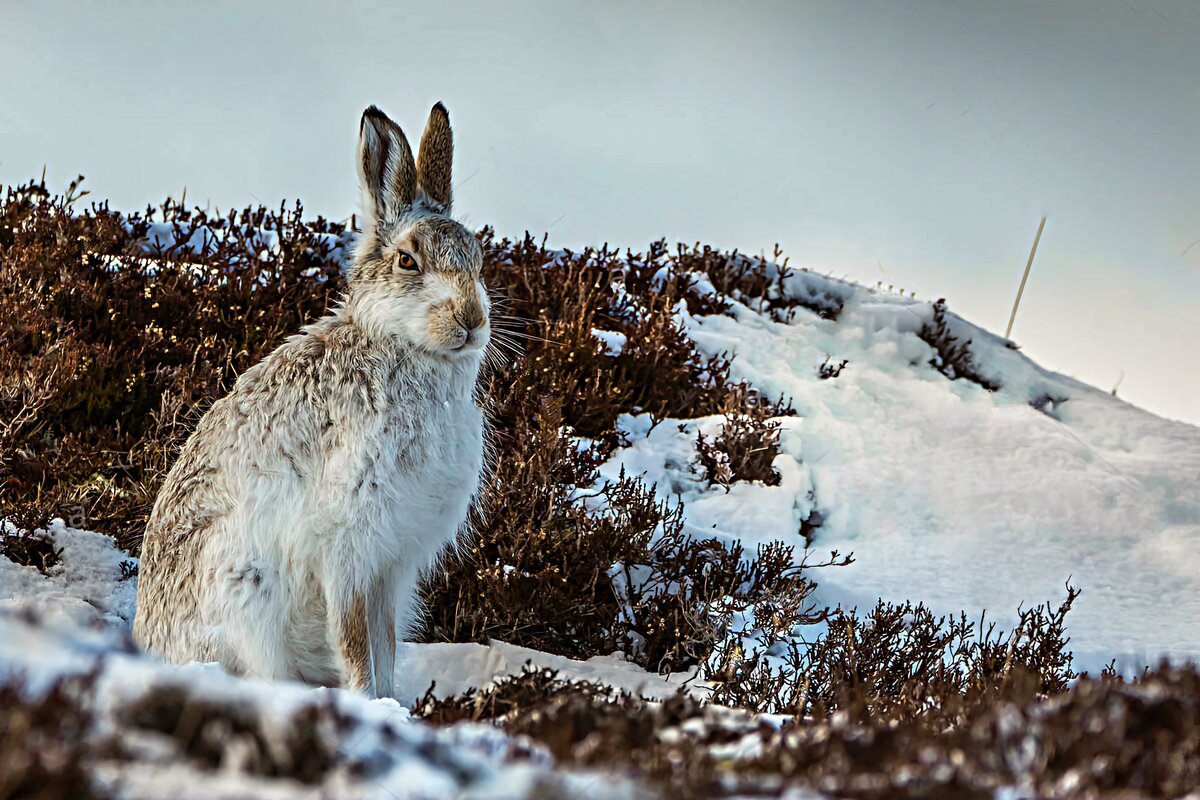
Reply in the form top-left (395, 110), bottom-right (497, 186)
top-left (3, 0), bottom-right (1197, 423)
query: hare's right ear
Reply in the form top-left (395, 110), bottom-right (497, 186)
top-left (416, 102), bottom-right (453, 212)
top-left (357, 106), bottom-right (416, 229)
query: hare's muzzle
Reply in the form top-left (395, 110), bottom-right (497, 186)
top-left (447, 301), bottom-right (488, 352)
top-left (455, 303), bottom-right (485, 334)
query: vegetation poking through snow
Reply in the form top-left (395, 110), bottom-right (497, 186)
top-left (670, 242), bottom-right (848, 322)
top-left (5, 177), bottom-right (1194, 799)
top-left (0, 527), bottom-right (63, 575)
top-left (417, 654), bottom-right (1200, 799)
top-left (703, 583), bottom-right (1079, 718)
top-left (919, 298), bottom-right (1002, 391)
top-left (817, 356), bottom-right (848, 380)
top-left (693, 387), bottom-right (790, 491)
top-left (420, 431), bottom-right (826, 678)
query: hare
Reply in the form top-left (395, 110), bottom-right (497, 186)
top-left (133, 104), bottom-right (490, 698)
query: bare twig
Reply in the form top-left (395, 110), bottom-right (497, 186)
top-left (1006, 216), bottom-right (1047, 339)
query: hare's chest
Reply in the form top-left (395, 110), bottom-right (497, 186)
top-left (370, 398), bottom-right (484, 547)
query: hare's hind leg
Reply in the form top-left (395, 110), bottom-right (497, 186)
top-left (208, 557), bottom-right (294, 682)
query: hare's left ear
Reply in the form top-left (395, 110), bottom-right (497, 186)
top-left (358, 105), bottom-right (416, 228)
top-left (417, 102), bottom-right (453, 212)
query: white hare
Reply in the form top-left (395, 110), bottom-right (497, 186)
top-left (133, 103), bottom-right (489, 698)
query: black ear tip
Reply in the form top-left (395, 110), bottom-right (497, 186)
top-left (432, 101), bottom-right (449, 119)
top-left (362, 105), bottom-right (388, 127)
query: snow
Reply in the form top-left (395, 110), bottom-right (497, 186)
top-left (0, 527), bottom-right (653, 798)
top-left (395, 640), bottom-right (697, 703)
top-left (0, 519), bottom-right (137, 632)
top-left (590, 328), bottom-right (627, 356)
top-left (598, 274), bottom-right (1200, 674)
top-left (0, 609), bottom-right (643, 799)
top-left (4, 244), bottom-right (1200, 793)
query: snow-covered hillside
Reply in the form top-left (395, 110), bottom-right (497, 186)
top-left (603, 270), bottom-right (1200, 674)
top-left (3, 244), bottom-right (1198, 796)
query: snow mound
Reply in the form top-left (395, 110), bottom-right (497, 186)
top-left (0, 610), bottom-right (647, 799)
top-left (0, 525), bottom-right (657, 798)
top-left (600, 270), bottom-right (1200, 673)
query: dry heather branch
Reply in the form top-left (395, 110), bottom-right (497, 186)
top-left (920, 298), bottom-right (1001, 391)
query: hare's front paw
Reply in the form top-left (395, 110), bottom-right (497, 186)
top-left (330, 591), bottom-right (374, 693)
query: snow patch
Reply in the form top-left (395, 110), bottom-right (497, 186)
top-left (598, 280), bottom-right (1200, 674)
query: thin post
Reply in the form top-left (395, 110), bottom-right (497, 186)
top-left (1006, 216), bottom-right (1047, 339)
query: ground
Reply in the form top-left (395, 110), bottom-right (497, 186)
top-left (2, 182), bottom-right (1199, 798)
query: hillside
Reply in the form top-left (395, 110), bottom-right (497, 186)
top-left (2, 178), bottom-right (1199, 798)
top-left (611, 265), bottom-right (1200, 674)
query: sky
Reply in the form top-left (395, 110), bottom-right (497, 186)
top-left (2, 0), bottom-right (1197, 424)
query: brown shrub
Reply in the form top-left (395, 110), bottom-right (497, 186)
top-left (0, 670), bottom-right (100, 800)
top-left (415, 600), bottom-right (1199, 800)
top-left (670, 242), bottom-right (848, 322)
top-left (694, 386), bottom-right (792, 490)
top-left (0, 528), bottom-right (63, 575)
top-left (919, 298), bottom-right (1001, 392)
top-left (792, 584), bottom-right (1079, 725)
top-left (0, 177), bottom-right (346, 551)
top-left (476, 232), bottom-right (737, 443)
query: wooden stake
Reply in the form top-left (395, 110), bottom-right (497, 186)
top-left (1006, 216), bottom-right (1047, 339)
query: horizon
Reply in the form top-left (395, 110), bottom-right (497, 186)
top-left (3, 0), bottom-right (1197, 424)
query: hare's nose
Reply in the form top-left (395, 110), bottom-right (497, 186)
top-left (455, 306), bottom-right (486, 333)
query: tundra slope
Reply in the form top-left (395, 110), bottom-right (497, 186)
top-left (598, 267), bottom-right (1200, 674)
top-left (3, 223), bottom-right (1200, 797)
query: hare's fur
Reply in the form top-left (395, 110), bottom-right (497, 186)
top-left (133, 104), bottom-right (488, 698)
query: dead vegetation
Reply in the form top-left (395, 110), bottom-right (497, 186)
top-left (0, 528), bottom-right (63, 575)
top-left (919, 298), bottom-right (1002, 392)
top-left (3, 177), bottom-right (1195, 799)
top-left (416, 603), bottom-right (1200, 799)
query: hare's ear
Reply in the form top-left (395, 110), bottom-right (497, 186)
top-left (357, 106), bottom-right (416, 227)
top-left (416, 102), bottom-right (453, 212)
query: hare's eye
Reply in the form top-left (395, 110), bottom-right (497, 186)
top-left (396, 252), bottom-right (419, 271)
